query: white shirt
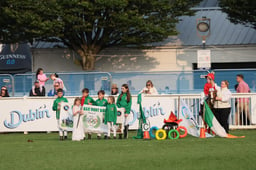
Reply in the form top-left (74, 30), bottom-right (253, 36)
top-left (214, 85), bottom-right (232, 109)
top-left (139, 86), bottom-right (158, 95)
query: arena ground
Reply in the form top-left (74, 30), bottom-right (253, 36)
top-left (0, 130), bottom-right (255, 170)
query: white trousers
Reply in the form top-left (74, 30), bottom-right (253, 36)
top-left (57, 120), bottom-right (67, 137)
top-left (107, 122), bottom-right (116, 137)
top-left (124, 116), bottom-right (129, 126)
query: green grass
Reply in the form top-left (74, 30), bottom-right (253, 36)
top-left (0, 130), bottom-right (256, 170)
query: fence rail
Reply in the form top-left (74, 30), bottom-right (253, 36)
top-left (0, 94), bottom-right (255, 131)
top-left (1, 69), bottom-right (256, 96)
top-left (167, 93), bottom-right (256, 129)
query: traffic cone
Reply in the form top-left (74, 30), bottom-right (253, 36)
top-left (143, 131), bottom-right (150, 140)
top-left (200, 128), bottom-right (206, 138)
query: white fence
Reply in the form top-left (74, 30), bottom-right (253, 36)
top-left (0, 93), bottom-right (255, 132)
top-left (168, 93), bottom-right (256, 129)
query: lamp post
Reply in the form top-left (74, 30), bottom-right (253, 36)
top-left (196, 17), bottom-right (210, 49)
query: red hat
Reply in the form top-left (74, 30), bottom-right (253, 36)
top-left (206, 73), bottom-right (215, 80)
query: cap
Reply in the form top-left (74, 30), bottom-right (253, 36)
top-left (206, 73), bottom-right (215, 81)
top-left (34, 80), bottom-right (39, 83)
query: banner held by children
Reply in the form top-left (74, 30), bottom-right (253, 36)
top-left (60, 104), bottom-right (124, 134)
top-left (59, 102), bottom-right (73, 131)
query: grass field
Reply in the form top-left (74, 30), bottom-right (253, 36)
top-left (0, 130), bottom-right (256, 170)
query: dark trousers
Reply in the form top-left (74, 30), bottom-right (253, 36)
top-left (213, 108), bottom-right (231, 133)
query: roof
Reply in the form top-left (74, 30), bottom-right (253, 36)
top-left (150, 9), bottom-right (256, 47)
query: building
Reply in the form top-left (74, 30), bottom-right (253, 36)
top-left (31, 0), bottom-right (256, 73)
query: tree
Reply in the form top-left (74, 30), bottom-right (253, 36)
top-left (0, 0), bottom-right (201, 70)
top-left (219, 0), bottom-right (256, 29)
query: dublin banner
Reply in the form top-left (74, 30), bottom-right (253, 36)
top-left (0, 43), bottom-right (32, 73)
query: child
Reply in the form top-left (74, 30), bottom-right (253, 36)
top-left (104, 96), bottom-right (117, 139)
top-left (50, 73), bottom-right (66, 91)
top-left (72, 97), bottom-right (85, 141)
top-left (36, 68), bottom-right (49, 87)
top-left (81, 88), bottom-right (96, 106)
top-left (204, 73), bottom-right (216, 96)
top-left (200, 72), bottom-right (216, 114)
top-left (96, 90), bottom-right (108, 107)
top-left (81, 88), bottom-right (96, 139)
top-left (95, 90), bottom-right (108, 139)
top-left (52, 88), bottom-right (68, 141)
top-left (116, 84), bottom-right (132, 139)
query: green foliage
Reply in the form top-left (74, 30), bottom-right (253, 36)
top-left (0, 0), bottom-right (201, 69)
top-left (219, 0), bottom-right (256, 29)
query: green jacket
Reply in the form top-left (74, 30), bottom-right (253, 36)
top-left (95, 98), bottom-right (108, 107)
top-left (82, 96), bottom-right (96, 105)
top-left (116, 93), bottom-right (132, 114)
top-left (104, 104), bottom-right (117, 125)
top-left (52, 96), bottom-right (68, 119)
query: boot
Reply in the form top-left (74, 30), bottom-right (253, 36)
top-left (123, 126), bottom-right (127, 139)
top-left (104, 135), bottom-right (107, 139)
top-left (64, 136), bottom-right (68, 140)
top-left (119, 134), bottom-right (122, 139)
top-left (88, 134), bottom-right (92, 139)
top-left (59, 136), bottom-right (63, 141)
top-left (124, 125), bottom-right (129, 139)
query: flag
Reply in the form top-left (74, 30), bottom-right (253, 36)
top-left (133, 93), bottom-right (146, 139)
top-left (204, 102), bottom-right (245, 138)
top-left (179, 100), bottom-right (212, 137)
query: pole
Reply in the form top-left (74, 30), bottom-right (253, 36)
top-left (76, 96), bottom-right (85, 128)
top-left (177, 96), bottom-right (180, 120)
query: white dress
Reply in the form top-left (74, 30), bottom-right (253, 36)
top-left (72, 105), bottom-right (85, 141)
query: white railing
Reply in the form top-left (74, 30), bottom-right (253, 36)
top-left (160, 93), bottom-right (256, 129)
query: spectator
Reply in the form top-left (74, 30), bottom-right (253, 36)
top-left (36, 68), bottom-right (49, 87)
top-left (0, 86), bottom-right (10, 97)
top-left (235, 74), bottom-right (251, 125)
top-left (29, 80), bottom-right (46, 97)
top-left (48, 82), bottom-right (65, 97)
top-left (139, 80), bottom-right (158, 95)
top-left (213, 80), bottom-right (232, 133)
top-left (50, 73), bottom-right (66, 91)
top-left (111, 84), bottom-right (119, 95)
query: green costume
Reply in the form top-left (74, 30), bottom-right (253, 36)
top-left (52, 96), bottom-right (68, 119)
top-left (133, 94), bottom-right (147, 139)
top-left (104, 104), bottom-right (117, 125)
top-left (116, 93), bottom-right (132, 114)
top-left (82, 96), bottom-right (96, 105)
top-left (95, 98), bottom-right (108, 107)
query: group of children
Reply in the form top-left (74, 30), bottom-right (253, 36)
top-left (52, 84), bottom-right (132, 141)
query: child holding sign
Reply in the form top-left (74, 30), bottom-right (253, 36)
top-left (72, 97), bottom-right (85, 141)
top-left (81, 88), bottom-right (96, 139)
top-left (96, 90), bottom-right (108, 139)
top-left (52, 88), bottom-right (68, 141)
top-left (104, 96), bottom-right (117, 139)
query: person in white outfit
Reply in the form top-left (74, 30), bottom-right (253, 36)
top-left (72, 97), bottom-right (85, 141)
top-left (213, 80), bottom-right (232, 133)
top-left (139, 80), bottom-right (158, 95)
